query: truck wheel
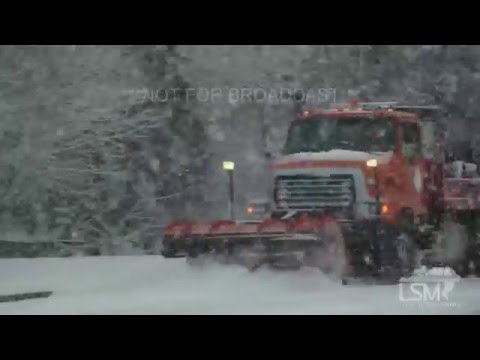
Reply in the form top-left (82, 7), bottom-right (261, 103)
top-left (395, 232), bottom-right (419, 276)
top-left (372, 211), bottom-right (418, 283)
top-left (376, 225), bottom-right (418, 284)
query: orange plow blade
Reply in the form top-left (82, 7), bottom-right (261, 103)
top-left (161, 214), bottom-right (348, 275)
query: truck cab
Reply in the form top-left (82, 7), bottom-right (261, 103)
top-left (271, 102), bottom-right (439, 226)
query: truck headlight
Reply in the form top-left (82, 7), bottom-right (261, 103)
top-left (366, 159), bottom-right (378, 168)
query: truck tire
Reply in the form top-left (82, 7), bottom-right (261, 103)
top-left (381, 210), bottom-right (419, 282)
top-left (377, 226), bottom-right (418, 284)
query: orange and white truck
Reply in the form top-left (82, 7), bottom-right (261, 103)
top-left (161, 100), bottom-right (480, 284)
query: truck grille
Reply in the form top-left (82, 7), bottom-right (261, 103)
top-left (275, 174), bottom-right (355, 210)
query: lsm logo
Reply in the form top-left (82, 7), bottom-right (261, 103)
top-left (399, 267), bottom-right (461, 307)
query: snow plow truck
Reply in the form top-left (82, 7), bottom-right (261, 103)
top-left (161, 99), bottom-right (480, 284)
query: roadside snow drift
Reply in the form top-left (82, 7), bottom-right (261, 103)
top-left (0, 256), bottom-right (479, 315)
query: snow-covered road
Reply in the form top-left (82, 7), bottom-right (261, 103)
top-left (1, 256), bottom-right (479, 314)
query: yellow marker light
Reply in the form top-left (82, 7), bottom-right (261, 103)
top-left (366, 159), bottom-right (378, 168)
top-left (223, 161), bottom-right (235, 171)
top-left (381, 204), bottom-right (389, 214)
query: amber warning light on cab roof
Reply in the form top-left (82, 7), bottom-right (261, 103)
top-left (298, 100), bottom-right (441, 119)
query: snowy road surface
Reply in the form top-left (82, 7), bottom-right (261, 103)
top-left (1, 256), bottom-right (480, 314)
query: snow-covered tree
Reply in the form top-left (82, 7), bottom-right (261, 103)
top-left (3, 45), bottom-right (480, 256)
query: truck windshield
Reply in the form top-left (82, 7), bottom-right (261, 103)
top-left (284, 116), bottom-right (396, 154)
